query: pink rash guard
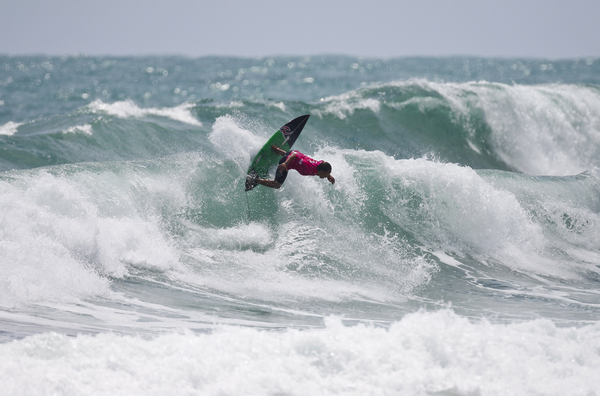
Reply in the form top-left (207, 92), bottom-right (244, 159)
top-left (287, 151), bottom-right (323, 176)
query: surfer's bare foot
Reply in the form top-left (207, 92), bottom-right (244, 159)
top-left (271, 145), bottom-right (286, 156)
top-left (245, 174), bottom-right (258, 191)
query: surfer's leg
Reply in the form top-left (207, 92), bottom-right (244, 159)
top-left (267, 163), bottom-right (289, 189)
top-left (271, 145), bottom-right (287, 156)
top-left (251, 151), bottom-right (289, 189)
top-left (256, 178), bottom-right (282, 189)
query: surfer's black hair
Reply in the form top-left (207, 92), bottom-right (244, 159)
top-left (317, 162), bottom-right (332, 173)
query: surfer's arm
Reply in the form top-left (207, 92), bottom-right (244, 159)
top-left (327, 175), bottom-right (335, 184)
top-left (271, 145), bottom-right (287, 156)
top-left (277, 152), bottom-right (296, 172)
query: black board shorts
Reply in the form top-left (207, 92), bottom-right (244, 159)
top-left (275, 151), bottom-right (293, 184)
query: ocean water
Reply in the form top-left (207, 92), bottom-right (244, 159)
top-left (1, 55), bottom-right (600, 395)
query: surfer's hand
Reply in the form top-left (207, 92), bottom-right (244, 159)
top-left (278, 163), bottom-right (288, 171)
top-left (328, 175), bottom-right (335, 184)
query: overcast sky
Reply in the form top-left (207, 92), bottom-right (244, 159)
top-left (1, 0), bottom-right (599, 59)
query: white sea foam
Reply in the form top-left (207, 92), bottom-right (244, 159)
top-left (208, 114), bottom-right (267, 169)
top-left (1, 310), bottom-right (598, 396)
top-left (318, 91), bottom-right (381, 119)
top-left (0, 121), bottom-right (22, 136)
top-left (63, 124), bottom-right (93, 135)
top-left (0, 163), bottom-right (187, 306)
top-left (179, 220), bottom-right (397, 303)
top-left (267, 101), bottom-right (286, 112)
top-left (0, 176), bottom-right (109, 306)
top-left (347, 151), bottom-right (585, 279)
top-left (87, 99), bottom-right (202, 126)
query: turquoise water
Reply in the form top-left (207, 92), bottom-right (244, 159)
top-left (1, 55), bottom-right (600, 395)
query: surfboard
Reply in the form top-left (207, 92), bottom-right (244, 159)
top-left (245, 115), bottom-right (310, 191)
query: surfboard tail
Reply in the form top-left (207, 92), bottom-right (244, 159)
top-left (245, 170), bottom-right (258, 192)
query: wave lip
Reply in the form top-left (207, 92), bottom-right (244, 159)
top-left (448, 82), bottom-right (600, 176)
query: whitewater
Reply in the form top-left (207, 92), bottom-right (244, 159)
top-left (0, 55), bottom-right (599, 395)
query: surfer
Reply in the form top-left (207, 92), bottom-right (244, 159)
top-left (250, 145), bottom-right (335, 189)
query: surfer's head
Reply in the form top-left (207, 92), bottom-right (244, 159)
top-left (316, 161), bottom-right (332, 179)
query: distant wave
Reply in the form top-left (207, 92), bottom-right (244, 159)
top-left (63, 124), bottom-right (93, 135)
top-left (87, 99), bottom-right (202, 126)
top-left (313, 79), bottom-right (600, 176)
